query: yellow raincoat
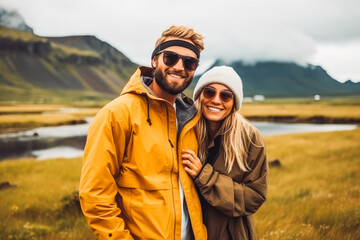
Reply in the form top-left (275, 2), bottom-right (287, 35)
top-left (79, 67), bottom-right (207, 240)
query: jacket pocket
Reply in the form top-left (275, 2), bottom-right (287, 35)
top-left (117, 187), bottom-right (132, 223)
top-left (119, 187), bottom-right (173, 239)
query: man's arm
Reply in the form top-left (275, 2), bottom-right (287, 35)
top-left (79, 106), bottom-right (134, 240)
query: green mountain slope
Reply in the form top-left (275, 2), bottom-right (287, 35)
top-left (0, 25), bottom-right (137, 103)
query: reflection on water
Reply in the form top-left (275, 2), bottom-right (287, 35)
top-left (0, 117), bottom-right (92, 139)
top-left (0, 117), bottom-right (92, 161)
top-left (32, 146), bottom-right (84, 160)
top-left (0, 118), bottom-right (357, 161)
top-left (253, 122), bottom-right (358, 136)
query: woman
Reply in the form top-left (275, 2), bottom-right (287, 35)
top-left (182, 66), bottom-right (268, 240)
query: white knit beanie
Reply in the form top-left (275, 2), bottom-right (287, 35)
top-left (193, 65), bottom-right (243, 111)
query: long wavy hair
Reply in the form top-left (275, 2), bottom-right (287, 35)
top-left (194, 98), bottom-right (253, 173)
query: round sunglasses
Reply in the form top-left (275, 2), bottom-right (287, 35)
top-left (157, 50), bottom-right (199, 71)
top-left (202, 86), bottom-right (234, 102)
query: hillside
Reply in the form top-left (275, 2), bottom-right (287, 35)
top-left (192, 60), bottom-right (360, 97)
top-left (1, 25), bottom-right (360, 102)
top-left (0, 25), bottom-right (137, 103)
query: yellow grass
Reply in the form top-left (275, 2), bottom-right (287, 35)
top-left (0, 105), bottom-right (100, 132)
top-left (71, 108), bottom-right (100, 117)
top-left (0, 157), bottom-right (95, 240)
top-left (0, 113), bottom-right (86, 131)
top-left (241, 104), bottom-right (360, 119)
top-left (253, 127), bottom-right (360, 240)
top-left (0, 104), bottom-right (66, 114)
top-left (0, 104), bottom-right (100, 116)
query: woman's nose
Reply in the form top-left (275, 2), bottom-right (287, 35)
top-left (211, 93), bottom-right (222, 104)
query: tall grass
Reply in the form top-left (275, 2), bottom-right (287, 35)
top-left (0, 157), bottom-right (95, 240)
top-left (254, 127), bottom-right (360, 240)
top-left (0, 128), bottom-right (359, 239)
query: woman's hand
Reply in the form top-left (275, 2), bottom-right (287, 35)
top-left (182, 149), bottom-right (203, 179)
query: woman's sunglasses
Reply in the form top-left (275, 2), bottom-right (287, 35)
top-left (202, 86), bottom-right (234, 102)
top-left (157, 51), bottom-right (199, 71)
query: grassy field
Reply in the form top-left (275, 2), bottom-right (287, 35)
top-left (254, 128), bottom-right (360, 239)
top-left (0, 157), bottom-right (94, 240)
top-left (0, 105), bottom-right (100, 133)
top-left (0, 127), bottom-right (359, 239)
top-left (241, 104), bottom-right (360, 123)
top-left (240, 96), bottom-right (360, 123)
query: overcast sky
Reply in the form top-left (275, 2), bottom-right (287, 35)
top-left (2, 0), bottom-right (360, 82)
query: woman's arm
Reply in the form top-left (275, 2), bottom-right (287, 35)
top-left (183, 141), bottom-right (268, 218)
top-left (182, 149), bottom-right (203, 179)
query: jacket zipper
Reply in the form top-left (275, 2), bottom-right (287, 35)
top-left (165, 104), bottom-right (176, 240)
top-left (175, 105), bottom-right (198, 239)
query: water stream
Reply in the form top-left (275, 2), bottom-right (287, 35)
top-left (0, 117), bottom-right (357, 161)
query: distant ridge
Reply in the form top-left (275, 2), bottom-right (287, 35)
top-left (192, 60), bottom-right (360, 97)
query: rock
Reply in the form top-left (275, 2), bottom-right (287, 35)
top-left (0, 181), bottom-right (17, 190)
top-left (57, 191), bottom-right (82, 216)
top-left (269, 159), bottom-right (281, 168)
top-left (0, 38), bottom-right (51, 56)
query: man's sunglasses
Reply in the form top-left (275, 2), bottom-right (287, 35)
top-left (157, 51), bottom-right (199, 71)
top-left (202, 86), bottom-right (234, 102)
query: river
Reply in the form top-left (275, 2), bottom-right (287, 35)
top-left (0, 118), bottom-right (357, 161)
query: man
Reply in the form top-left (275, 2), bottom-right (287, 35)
top-left (79, 25), bottom-right (207, 240)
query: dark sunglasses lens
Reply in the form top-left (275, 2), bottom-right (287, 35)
top-left (203, 87), bottom-right (216, 99)
top-left (220, 91), bottom-right (234, 102)
top-left (183, 57), bottom-right (199, 71)
top-left (163, 52), bottom-right (179, 66)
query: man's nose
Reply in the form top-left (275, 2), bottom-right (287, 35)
top-left (172, 58), bottom-right (185, 71)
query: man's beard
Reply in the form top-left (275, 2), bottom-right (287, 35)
top-left (153, 68), bottom-right (193, 95)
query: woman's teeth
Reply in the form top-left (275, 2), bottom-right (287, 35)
top-left (208, 106), bottom-right (221, 112)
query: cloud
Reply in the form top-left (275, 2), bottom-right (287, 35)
top-left (285, 0), bottom-right (360, 43)
top-left (200, 23), bottom-right (317, 64)
top-left (311, 41), bottom-right (360, 82)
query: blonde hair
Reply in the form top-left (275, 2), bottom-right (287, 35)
top-left (194, 99), bottom-right (254, 173)
top-left (155, 25), bottom-right (205, 53)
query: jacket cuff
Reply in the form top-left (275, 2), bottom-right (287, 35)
top-left (194, 163), bottom-right (213, 187)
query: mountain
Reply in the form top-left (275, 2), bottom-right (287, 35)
top-left (192, 60), bottom-right (360, 97)
top-left (0, 6), bottom-right (33, 33)
top-left (1, 5), bottom-right (359, 102)
top-left (0, 25), bottom-right (138, 102)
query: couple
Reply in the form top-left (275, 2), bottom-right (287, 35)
top-left (79, 25), bottom-right (268, 240)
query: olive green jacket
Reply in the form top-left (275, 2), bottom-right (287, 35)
top-left (194, 122), bottom-right (268, 240)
